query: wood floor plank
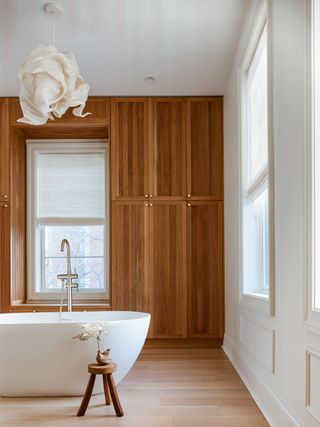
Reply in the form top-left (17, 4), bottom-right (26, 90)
top-left (0, 347), bottom-right (269, 426)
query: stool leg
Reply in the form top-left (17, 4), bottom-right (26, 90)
top-left (77, 374), bottom-right (96, 417)
top-left (102, 374), bottom-right (111, 405)
top-left (107, 373), bottom-right (124, 417)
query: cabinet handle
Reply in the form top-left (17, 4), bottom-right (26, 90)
top-left (144, 194), bottom-right (149, 198)
top-left (4, 194), bottom-right (8, 199)
top-left (149, 203), bottom-right (153, 207)
top-left (4, 204), bottom-right (8, 208)
top-left (145, 203), bottom-right (149, 207)
top-left (149, 194), bottom-right (153, 198)
top-left (187, 203), bottom-right (191, 207)
top-left (187, 194), bottom-right (191, 198)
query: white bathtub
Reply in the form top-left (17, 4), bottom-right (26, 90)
top-left (0, 311), bottom-right (150, 397)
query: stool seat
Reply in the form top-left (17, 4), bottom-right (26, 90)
top-left (88, 362), bottom-right (117, 375)
top-left (77, 361), bottom-right (124, 418)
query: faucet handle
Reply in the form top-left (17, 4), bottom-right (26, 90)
top-left (74, 268), bottom-right (78, 279)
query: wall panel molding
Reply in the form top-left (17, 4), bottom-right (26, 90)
top-left (223, 334), bottom-right (302, 427)
top-left (239, 312), bottom-right (275, 373)
top-left (306, 346), bottom-right (320, 422)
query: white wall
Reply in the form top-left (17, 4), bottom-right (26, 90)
top-left (223, 1), bottom-right (320, 426)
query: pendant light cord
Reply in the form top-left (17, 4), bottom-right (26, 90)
top-left (52, 12), bottom-right (56, 46)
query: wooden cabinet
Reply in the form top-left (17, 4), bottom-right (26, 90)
top-left (111, 96), bottom-right (224, 339)
top-left (149, 98), bottom-right (186, 199)
top-left (187, 97), bottom-right (223, 200)
top-left (111, 98), bottom-right (149, 200)
top-left (0, 99), bottom-right (9, 201)
top-left (149, 202), bottom-right (187, 338)
top-left (187, 202), bottom-right (224, 338)
top-left (0, 202), bottom-right (10, 312)
top-left (111, 202), bottom-right (149, 312)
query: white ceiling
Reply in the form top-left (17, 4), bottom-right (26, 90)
top-left (0, 0), bottom-right (250, 96)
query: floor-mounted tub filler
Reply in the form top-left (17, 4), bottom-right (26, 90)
top-left (0, 311), bottom-right (150, 396)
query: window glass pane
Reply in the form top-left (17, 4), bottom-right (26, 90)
top-left (243, 187), bottom-right (269, 295)
top-left (43, 225), bottom-right (105, 291)
top-left (247, 27), bottom-right (268, 186)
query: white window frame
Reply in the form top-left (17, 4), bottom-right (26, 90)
top-left (239, 0), bottom-right (275, 315)
top-left (306, 0), bottom-right (320, 330)
top-left (27, 139), bottom-right (109, 303)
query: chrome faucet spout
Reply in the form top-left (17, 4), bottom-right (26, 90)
top-left (60, 238), bottom-right (71, 275)
top-left (57, 239), bottom-right (78, 312)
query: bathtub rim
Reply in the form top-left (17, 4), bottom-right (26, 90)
top-left (0, 310), bottom-right (151, 326)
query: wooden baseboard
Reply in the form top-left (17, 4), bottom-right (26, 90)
top-left (144, 338), bottom-right (223, 349)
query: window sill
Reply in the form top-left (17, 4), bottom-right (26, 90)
top-left (9, 301), bottom-right (111, 312)
top-left (240, 292), bottom-right (271, 315)
top-left (243, 291), bottom-right (269, 300)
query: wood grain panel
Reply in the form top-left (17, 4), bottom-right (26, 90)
top-left (9, 97), bottom-right (109, 123)
top-left (10, 130), bottom-right (26, 305)
top-left (0, 97), bottom-right (111, 312)
top-left (187, 97), bottom-right (223, 200)
top-left (0, 99), bottom-right (9, 201)
top-left (149, 202), bottom-right (187, 338)
top-left (9, 97), bottom-right (110, 139)
top-left (112, 202), bottom-right (149, 312)
top-left (187, 201), bottom-right (224, 338)
top-left (111, 98), bottom-right (149, 200)
top-left (0, 202), bottom-right (10, 312)
top-left (150, 98), bottom-right (186, 199)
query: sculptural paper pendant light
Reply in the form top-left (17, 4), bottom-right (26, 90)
top-left (17, 3), bottom-right (90, 125)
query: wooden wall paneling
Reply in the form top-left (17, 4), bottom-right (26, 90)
top-left (2, 97), bottom-right (110, 312)
top-left (149, 98), bottom-right (186, 200)
top-left (0, 99), bottom-right (9, 201)
top-left (9, 97), bottom-right (110, 139)
top-left (111, 98), bottom-right (149, 200)
top-left (10, 130), bottom-right (26, 304)
top-left (0, 202), bottom-right (10, 312)
top-left (111, 202), bottom-right (149, 312)
top-left (187, 201), bottom-right (224, 338)
top-left (149, 201), bottom-right (187, 338)
top-left (186, 97), bottom-right (223, 200)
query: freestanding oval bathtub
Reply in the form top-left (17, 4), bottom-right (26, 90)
top-left (0, 311), bottom-right (150, 397)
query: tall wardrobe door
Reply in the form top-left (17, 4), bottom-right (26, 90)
top-left (111, 98), bottom-right (149, 200)
top-left (149, 202), bottom-right (187, 338)
top-left (0, 202), bottom-right (10, 312)
top-left (111, 203), bottom-right (149, 312)
top-left (187, 202), bottom-right (224, 338)
top-left (150, 98), bottom-right (186, 199)
top-left (187, 97), bottom-right (223, 200)
top-left (0, 99), bottom-right (9, 202)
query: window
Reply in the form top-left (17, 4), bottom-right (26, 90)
top-left (241, 23), bottom-right (270, 298)
top-left (27, 140), bottom-right (108, 302)
top-left (311, 0), bottom-right (320, 312)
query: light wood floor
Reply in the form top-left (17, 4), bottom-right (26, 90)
top-left (0, 346), bottom-right (269, 427)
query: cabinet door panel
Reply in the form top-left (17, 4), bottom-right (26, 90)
top-left (150, 99), bottom-right (186, 199)
top-left (0, 203), bottom-right (10, 312)
top-left (112, 203), bottom-right (149, 312)
top-left (111, 99), bottom-right (149, 200)
top-left (187, 97), bottom-right (223, 200)
top-left (0, 99), bottom-right (9, 201)
top-left (187, 202), bottom-right (224, 338)
top-left (150, 203), bottom-right (187, 338)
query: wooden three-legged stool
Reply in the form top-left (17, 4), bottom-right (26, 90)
top-left (77, 362), bottom-right (124, 417)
